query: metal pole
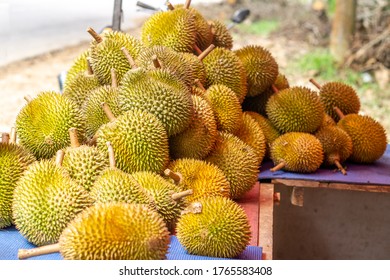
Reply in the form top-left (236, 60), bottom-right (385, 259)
top-left (112, 0), bottom-right (123, 31)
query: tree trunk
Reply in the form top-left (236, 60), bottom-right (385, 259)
top-left (329, 0), bottom-right (357, 65)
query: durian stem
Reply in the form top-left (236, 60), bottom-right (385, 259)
top-left (165, 1), bottom-right (175, 10)
top-left (193, 44), bottom-right (203, 55)
top-left (194, 79), bottom-right (206, 92)
top-left (334, 106), bottom-right (345, 119)
top-left (24, 95), bottom-right (33, 103)
top-left (121, 47), bottom-right (137, 69)
top-left (271, 84), bottom-right (279, 93)
top-left (87, 27), bottom-right (103, 43)
top-left (106, 141), bottom-right (116, 169)
top-left (172, 189), bottom-right (193, 201)
top-left (1, 132), bottom-right (10, 144)
top-left (18, 243), bottom-right (60, 260)
top-left (111, 68), bottom-right (118, 88)
top-left (86, 57), bottom-right (94, 75)
top-left (270, 161), bottom-right (286, 172)
top-left (164, 169), bottom-right (182, 184)
top-left (184, 0), bottom-right (191, 9)
top-left (68, 128), bottom-right (80, 148)
top-left (309, 78), bottom-right (322, 89)
top-left (101, 102), bottom-right (117, 122)
top-left (334, 160), bottom-right (347, 175)
top-left (197, 44), bottom-right (215, 61)
top-left (152, 55), bottom-right (161, 69)
top-left (55, 150), bottom-right (65, 167)
top-left (10, 127), bottom-right (16, 144)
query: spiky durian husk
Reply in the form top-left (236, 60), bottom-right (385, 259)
top-left (181, 52), bottom-right (207, 86)
top-left (168, 158), bottom-right (231, 202)
top-left (204, 84), bottom-right (243, 134)
top-left (141, 8), bottom-right (196, 53)
top-left (319, 82), bottom-right (361, 122)
top-left (205, 132), bottom-right (259, 199)
top-left (266, 86), bottom-right (325, 133)
top-left (135, 45), bottom-right (194, 87)
top-left (89, 31), bottom-right (142, 85)
top-left (64, 49), bottom-right (89, 88)
top-left (96, 109), bottom-right (170, 174)
top-left (169, 95), bottom-right (217, 160)
top-left (12, 160), bottom-right (93, 246)
top-left (131, 171), bottom-right (186, 232)
top-left (209, 19), bottom-right (233, 50)
top-left (176, 196), bottom-right (251, 258)
top-left (0, 143), bottom-right (35, 229)
top-left (63, 72), bottom-right (101, 109)
top-left (270, 132), bottom-right (324, 173)
top-left (62, 145), bottom-right (109, 191)
top-left (234, 45), bottom-right (279, 97)
top-left (234, 112), bottom-right (267, 165)
top-left (337, 114), bottom-right (387, 163)
top-left (16, 91), bottom-right (86, 159)
top-left (317, 113), bottom-right (337, 131)
top-left (59, 202), bottom-right (170, 260)
top-left (82, 85), bottom-right (122, 140)
top-left (315, 126), bottom-right (353, 166)
top-left (202, 47), bottom-right (247, 103)
top-left (118, 68), bottom-right (193, 137)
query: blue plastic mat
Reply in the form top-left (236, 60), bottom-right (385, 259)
top-left (259, 145), bottom-right (390, 185)
top-left (0, 226), bottom-right (262, 260)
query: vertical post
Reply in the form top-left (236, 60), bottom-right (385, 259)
top-left (112, 0), bottom-right (123, 31)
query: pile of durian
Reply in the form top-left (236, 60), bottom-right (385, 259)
top-left (0, 0), bottom-right (387, 260)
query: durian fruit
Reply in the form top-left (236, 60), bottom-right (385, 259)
top-left (205, 131), bottom-right (259, 199)
top-left (176, 196), bottom-right (251, 258)
top-left (165, 158), bottom-right (231, 202)
top-left (202, 47), bottom-right (247, 103)
top-left (88, 28), bottom-right (143, 85)
top-left (89, 142), bottom-right (151, 206)
top-left (64, 49), bottom-right (89, 88)
top-left (18, 202), bottom-right (170, 260)
top-left (0, 130), bottom-right (35, 229)
top-left (181, 52), bottom-right (207, 86)
top-left (245, 111), bottom-right (281, 159)
top-left (270, 132), bottom-right (324, 173)
top-left (209, 19), bottom-right (233, 50)
top-left (16, 91), bottom-right (85, 159)
top-left (266, 86), bottom-right (325, 133)
top-left (169, 94), bottom-right (217, 160)
top-left (234, 112), bottom-right (267, 165)
top-left (82, 69), bottom-right (122, 140)
top-left (12, 150), bottom-right (93, 246)
top-left (96, 105), bottom-right (170, 174)
top-left (315, 126), bottom-right (353, 175)
top-left (234, 45), bottom-right (279, 97)
top-left (62, 59), bottom-right (101, 109)
top-left (310, 79), bottom-right (361, 122)
top-left (141, 7), bottom-right (196, 53)
top-left (131, 171), bottom-right (191, 232)
top-left (318, 113), bottom-right (337, 130)
top-left (118, 68), bottom-right (193, 137)
top-left (61, 128), bottom-right (109, 191)
top-left (336, 109), bottom-right (387, 163)
top-left (242, 73), bottom-right (289, 116)
top-left (203, 84), bottom-right (243, 134)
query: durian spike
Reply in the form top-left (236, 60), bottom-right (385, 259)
top-left (121, 47), bottom-right (137, 69)
top-left (334, 106), bottom-right (345, 120)
top-left (152, 55), bottom-right (162, 69)
top-left (171, 189), bottom-right (193, 201)
top-left (309, 78), bottom-right (322, 90)
top-left (10, 127), bottom-right (16, 144)
top-left (193, 44), bottom-right (203, 56)
top-left (106, 141), bottom-right (116, 169)
top-left (18, 243), bottom-right (60, 260)
top-left (1, 132), bottom-right (10, 144)
top-left (55, 150), bottom-right (65, 167)
top-left (101, 102), bottom-right (117, 122)
top-left (68, 127), bottom-right (80, 148)
top-left (87, 27), bottom-right (103, 43)
top-left (334, 159), bottom-right (347, 175)
top-left (271, 84), bottom-right (279, 93)
top-left (184, 0), bottom-right (191, 9)
top-left (165, 1), bottom-right (175, 10)
top-left (24, 95), bottom-right (33, 103)
top-left (270, 161), bottom-right (286, 172)
top-left (111, 68), bottom-right (118, 88)
top-left (164, 168), bottom-right (183, 185)
top-left (194, 79), bottom-right (206, 92)
top-left (197, 44), bottom-right (215, 61)
top-left (86, 57), bottom-right (94, 75)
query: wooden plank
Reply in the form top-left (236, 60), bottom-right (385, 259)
top-left (258, 183), bottom-right (274, 260)
top-left (272, 179), bottom-right (321, 188)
